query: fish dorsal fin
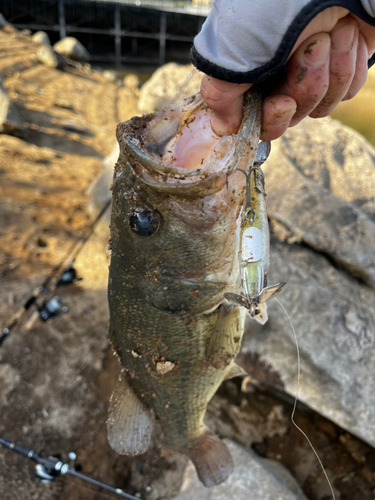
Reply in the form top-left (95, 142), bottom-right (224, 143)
top-left (107, 373), bottom-right (152, 455)
top-left (223, 362), bottom-right (247, 380)
top-left (258, 282), bottom-right (287, 304)
top-left (207, 301), bottom-right (246, 370)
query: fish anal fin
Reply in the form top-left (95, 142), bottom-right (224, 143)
top-left (185, 430), bottom-right (233, 487)
top-left (107, 372), bottom-right (152, 455)
top-left (258, 282), bottom-right (287, 303)
top-left (207, 301), bottom-right (246, 370)
top-left (223, 362), bottom-right (247, 380)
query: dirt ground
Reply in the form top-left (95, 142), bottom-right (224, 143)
top-left (0, 26), bottom-right (375, 500)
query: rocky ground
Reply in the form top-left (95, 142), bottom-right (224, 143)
top-left (0, 25), bottom-right (374, 500)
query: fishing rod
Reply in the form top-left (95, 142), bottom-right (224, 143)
top-left (0, 199), bottom-right (111, 347)
top-left (0, 438), bottom-right (142, 500)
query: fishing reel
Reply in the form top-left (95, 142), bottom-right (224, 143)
top-left (34, 460), bottom-right (60, 483)
top-left (35, 452), bottom-right (77, 484)
top-left (39, 296), bottom-right (68, 321)
top-left (37, 262), bottom-right (81, 321)
top-left (0, 437), bottom-right (138, 499)
top-left (54, 262), bottom-right (81, 287)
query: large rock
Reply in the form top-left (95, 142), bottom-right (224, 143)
top-left (36, 46), bottom-right (59, 68)
top-left (123, 74), bottom-right (141, 92)
top-left (54, 36), bottom-right (90, 62)
top-left (178, 440), bottom-right (308, 500)
top-left (103, 70), bottom-right (118, 83)
top-left (0, 13), bottom-right (9, 28)
top-left (239, 116), bottom-right (375, 448)
top-left (265, 117), bottom-right (375, 287)
top-left (32, 30), bottom-right (50, 45)
top-left (138, 63), bottom-right (202, 114)
top-left (0, 80), bottom-right (24, 134)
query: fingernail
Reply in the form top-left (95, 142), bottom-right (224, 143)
top-left (302, 36), bottom-right (330, 67)
top-left (331, 24), bottom-right (357, 52)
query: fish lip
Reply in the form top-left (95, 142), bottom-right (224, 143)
top-left (116, 92), bottom-right (262, 198)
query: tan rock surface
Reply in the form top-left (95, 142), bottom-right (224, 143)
top-left (138, 62), bottom-right (202, 113)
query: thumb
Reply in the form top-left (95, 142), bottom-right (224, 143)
top-left (200, 75), bottom-right (252, 136)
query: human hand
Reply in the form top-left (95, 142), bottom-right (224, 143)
top-left (200, 7), bottom-right (375, 141)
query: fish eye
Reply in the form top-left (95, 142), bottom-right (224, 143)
top-left (129, 209), bottom-right (161, 237)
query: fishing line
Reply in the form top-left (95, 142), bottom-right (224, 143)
top-left (274, 298), bottom-right (336, 500)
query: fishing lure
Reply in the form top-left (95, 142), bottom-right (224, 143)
top-left (226, 141), bottom-right (286, 318)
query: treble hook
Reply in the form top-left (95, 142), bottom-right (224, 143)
top-left (237, 141), bottom-right (271, 224)
top-left (237, 167), bottom-right (257, 224)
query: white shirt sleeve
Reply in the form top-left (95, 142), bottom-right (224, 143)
top-left (191, 0), bottom-right (375, 83)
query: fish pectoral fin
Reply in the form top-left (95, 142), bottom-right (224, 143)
top-left (223, 362), bottom-right (248, 380)
top-left (107, 372), bottom-right (152, 455)
top-left (185, 429), bottom-right (233, 488)
top-left (258, 282), bottom-right (287, 304)
top-left (207, 301), bottom-right (246, 370)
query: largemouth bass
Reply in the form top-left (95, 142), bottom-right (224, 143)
top-left (107, 92), bottom-right (261, 487)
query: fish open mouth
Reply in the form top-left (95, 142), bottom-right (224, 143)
top-left (116, 92), bottom-right (262, 198)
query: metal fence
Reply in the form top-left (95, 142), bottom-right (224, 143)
top-left (1, 0), bottom-right (210, 66)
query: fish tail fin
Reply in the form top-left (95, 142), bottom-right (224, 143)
top-left (184, 430), bottom-right (233, 487)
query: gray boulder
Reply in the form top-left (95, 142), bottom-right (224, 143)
top-left (0, 80), bottom-right (24, 134)
top-left (178, 440), bottom-right (308, 500)
top-left (32, 30), bottom-right (51, 45)
top-left (54, 36), bottom-right (90, 62)
top-left (0, 13), bottom-right (9, 28)
top-left (265, 118), bottom-right (375, 287)
top-left (239, 116), bottom-right (375, 448)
